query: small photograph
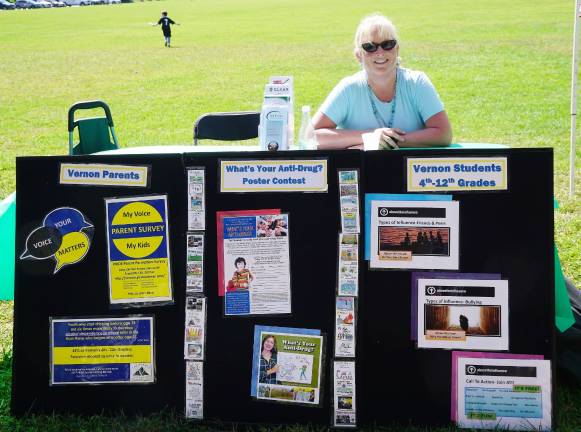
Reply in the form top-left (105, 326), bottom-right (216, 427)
top-left (187, 235), bottom-right (203, 248)
top-left (185, 326), bottom-right (202, 342)
top-left (269, 386), bottom-right (295, 401)
top-left (190, 197), bottom-right (203, 208)
top-left (256, 215), bottom-right (288, 237)
top-left (187, 263), bottom-right (203, 276)
top-left (340, 248), bottom-right (357, 261)
top-left (339, 170), bottom-right (358, 184)
top-left (339, 282), bottom-right (357, 295)
top-left (338, 396), bottom-right (353, 410)
top-left (226, 257), bottom-right (254, 291)
top-left (340, 265), bottom-right (357, 276)
top-left (340, 234), bottom-right (358, 245)
top-left (336, 326), bottom-right (354, 341)
top-left (379, 227), bottom-right (450, 256)
top-left (425, 305), bottom-right (501, 336)
top-left (340, 184), bottom-right (358, 197)
top-left (336, 413), bottom-right (355, 425)
top-left (187, 343), bottom-right (203, 357)
top-left (293, 388), bottom-right (315, 402)
top-left (257, 385), bottom-right (271, 398)
top-left (341, 196), bottom-right (358, 207)
top-left (186, 296), bottom-right (204, 310)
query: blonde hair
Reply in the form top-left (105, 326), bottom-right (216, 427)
top-left (354, 14), bottom-right (398, 57)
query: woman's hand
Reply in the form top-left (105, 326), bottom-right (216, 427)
top-left (268, 364), bottom-right (279, 375)
top-left (375, 128), bottom-right (406, 150)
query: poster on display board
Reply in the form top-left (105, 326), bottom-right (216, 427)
top-left (369, 199), bottom-right (459, 270)
top-left (186, 233), bottom-right (204, 294)
top-left (184, 295), bottom-right (206, 360)
top-left (416, 278), bottom-right (509, 351)
top-left (337, 233), bottom-right (359, 296)
top-left (338, 169), bottom-right (360, 234)
top-left (50, 316), bottom-right (154, 385)
top-left (105, 195), bottom-right (173, 306)
top-left (221, 213), bottom-right (291, 316)
top-left (251, 326), bottom-right (324, 405)
top-left (185, 360), bottom-right (204, 419)
top-left (452, 353), bottom-right (551, 431)
top-left (335, 296), bottom-right (356, 358)
top-left (187, 168), bottom-right (206, 231)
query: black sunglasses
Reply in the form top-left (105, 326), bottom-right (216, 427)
top-left (361, 39), bottom-right (397, 53)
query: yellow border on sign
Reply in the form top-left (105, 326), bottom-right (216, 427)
top-left (220, 159), bottom-right (328, 192)
top-left (406, 157), bottom-right (508, 191)
top-left (59, 163), bottom-right (149, 187)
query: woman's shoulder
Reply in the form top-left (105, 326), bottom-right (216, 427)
top-left (399, 67), bottom-right (431, 85)
top-left (336, 70), bottom-right (367, 91)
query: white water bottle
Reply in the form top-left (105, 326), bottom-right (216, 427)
top-left (297, 105), bottom-right (318, 150)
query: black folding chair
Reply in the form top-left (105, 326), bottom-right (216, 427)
top-left (193, 111), bottom-right (260, 145)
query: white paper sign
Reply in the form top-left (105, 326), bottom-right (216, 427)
top-left (370, 200), bottom-right (460, 270)
top-left (185, 361), bottom-right (204, 419)
top-left (59, 163), bottom-right (149, 187)
top-left (220, 160), bottom-right (328, 192)
top-left (456, 357), bottom-right (551, 431)
top-left (187, 168), bottom-right (206, 231)
top-left (407, 157), bottom-right (508, 192)
top-left (417, 279), bottom-right (509, 351)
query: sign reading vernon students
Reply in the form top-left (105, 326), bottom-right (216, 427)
top-left (220, 159), bottom-right (328, 192)
top-left (60, 163), bottom-right (149, 187)
top-left (105, 195), bottom-right (172, 305)
top-left (406, 157), bottom-right (508, 192)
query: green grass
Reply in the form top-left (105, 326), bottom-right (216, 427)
top-left (0, 0), bottom-right (580, 430)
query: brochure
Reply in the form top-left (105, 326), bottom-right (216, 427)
top-left (184, 295), bottom-right (206, 360)
top-left (338, 170), bottom-right (360, 234)
top-left (333, 360), bottom-right (357, 427)
top-left (251, 326), bottom-right (324, 405)
top-left (187, 168), bottom-right (205, 231)
top-left (186, 233), bottom-right (204, 294)
top-left (453, 353), bottom-right (551, 431)
top-left (337, 233), bottom-right (359, 296)
top-left (335, 296), bottom-right (356, 357)
top-left (185, 360), bottom-right (204, 419)
top-left (222, 213), bottom-right (291, 316)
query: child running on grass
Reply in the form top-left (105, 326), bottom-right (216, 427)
top-left (153, 11), bottom-right (179, 47)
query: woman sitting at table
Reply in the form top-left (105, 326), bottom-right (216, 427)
top-left (313, 14), bottom-right (452, 150)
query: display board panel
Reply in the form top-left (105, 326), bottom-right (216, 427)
top-left (12, 149), bottom-right (554, 429)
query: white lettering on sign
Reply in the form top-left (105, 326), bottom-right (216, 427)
top-left (220, 159), bottom-right (328, 192)
top-left (406, 157), bottom-right (508, 192)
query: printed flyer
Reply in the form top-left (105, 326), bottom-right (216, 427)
top-left (453, 354), bottom-right (551, 431)
top-left (251, 326), bottom-right (324, 405)
top-left (369, 199), bottom-right (459, 270)
top-left (186, 233), bottom-right (204, 294)
top-left (184, 295), bottom-right (206, 360)
top-left (417, 278), bottom-right (509, 351)
top-left (185, 360), bottom-right (204, 419)
top-left (50, 316), bottom-right (154, 385)
top-left (338, 170), bottom-right (360, 234)
top-left (187, 168), bottom-right (206, 231)
top-left (222, 213), bottom-right (291, 315)
top-left (337, 234), bottom-right (359, 296)
top-left (105, 195), bottom-right (173, 305)
top-left (335, 297), bottom-right (356, 358)
top-left (333, 360), bottom-right (357, 428)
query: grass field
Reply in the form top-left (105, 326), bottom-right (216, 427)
top-left (0, 0), bottom-right (580, 430)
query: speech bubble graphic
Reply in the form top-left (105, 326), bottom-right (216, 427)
top-left (53, 231), bottom-right (90, 273)
top-left (43, 207), bottom-right (93, 236)
top-left (20, 226), bottom-right (63, 260)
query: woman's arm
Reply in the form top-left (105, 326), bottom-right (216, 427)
top-left (395, 111), bottom-right (452, 148)
top-left (312, 112), bottom-right (366, 149)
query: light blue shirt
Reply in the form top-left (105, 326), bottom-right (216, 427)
top-left (319, 68), bottom-right (444, 132)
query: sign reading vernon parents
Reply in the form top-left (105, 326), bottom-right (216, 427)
top-left (406, 157), bottom-right (508, 192)
top-left (60, 163), bottom-right (149, 187)
top-left (220, 159), bottom-right (328, 192)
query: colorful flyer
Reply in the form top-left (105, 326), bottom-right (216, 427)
top-left (105, 195), bottom-right (173, 305)
top-left (333, 360), bottom-right (357, 428)
top-left (453, 354), bottom-right (551, 431)
top-left (20, 207), bottom-right (94, 274)
top-left (184, 295), bottom-right (206, 360)
top-left (251, 326), bottom-right (324, 405)
top-left (338, 170), bottom-right (360, 234)
top-left (50, 316), bottom-right (154, 385)
top-left (185, 360), bottom-right (204, 419)
top-left (186, 233), bottom-right (204, 294)
top-left (417, 278), bottom-right (509, 351)
top-left (335, 296), bottom-right (356, 358)
top-left (369, 199), bottom-right (459, 270)
top-left (337, 233), bottom-right (359, 296)
top-left (187, 168), bottom-right (206, 231)
top-left (216, 209), bottom-right (280, 296)
top-left (222, 213), bottom-right (291, 316)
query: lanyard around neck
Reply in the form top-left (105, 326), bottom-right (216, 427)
top-left (367, 68), bottom-right (398, 129)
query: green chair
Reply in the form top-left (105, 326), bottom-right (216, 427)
top-left (68, 100), bottom-right (119, 155)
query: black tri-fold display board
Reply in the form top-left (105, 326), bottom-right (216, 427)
top-left (12, 148), bottom-right (555, 428)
